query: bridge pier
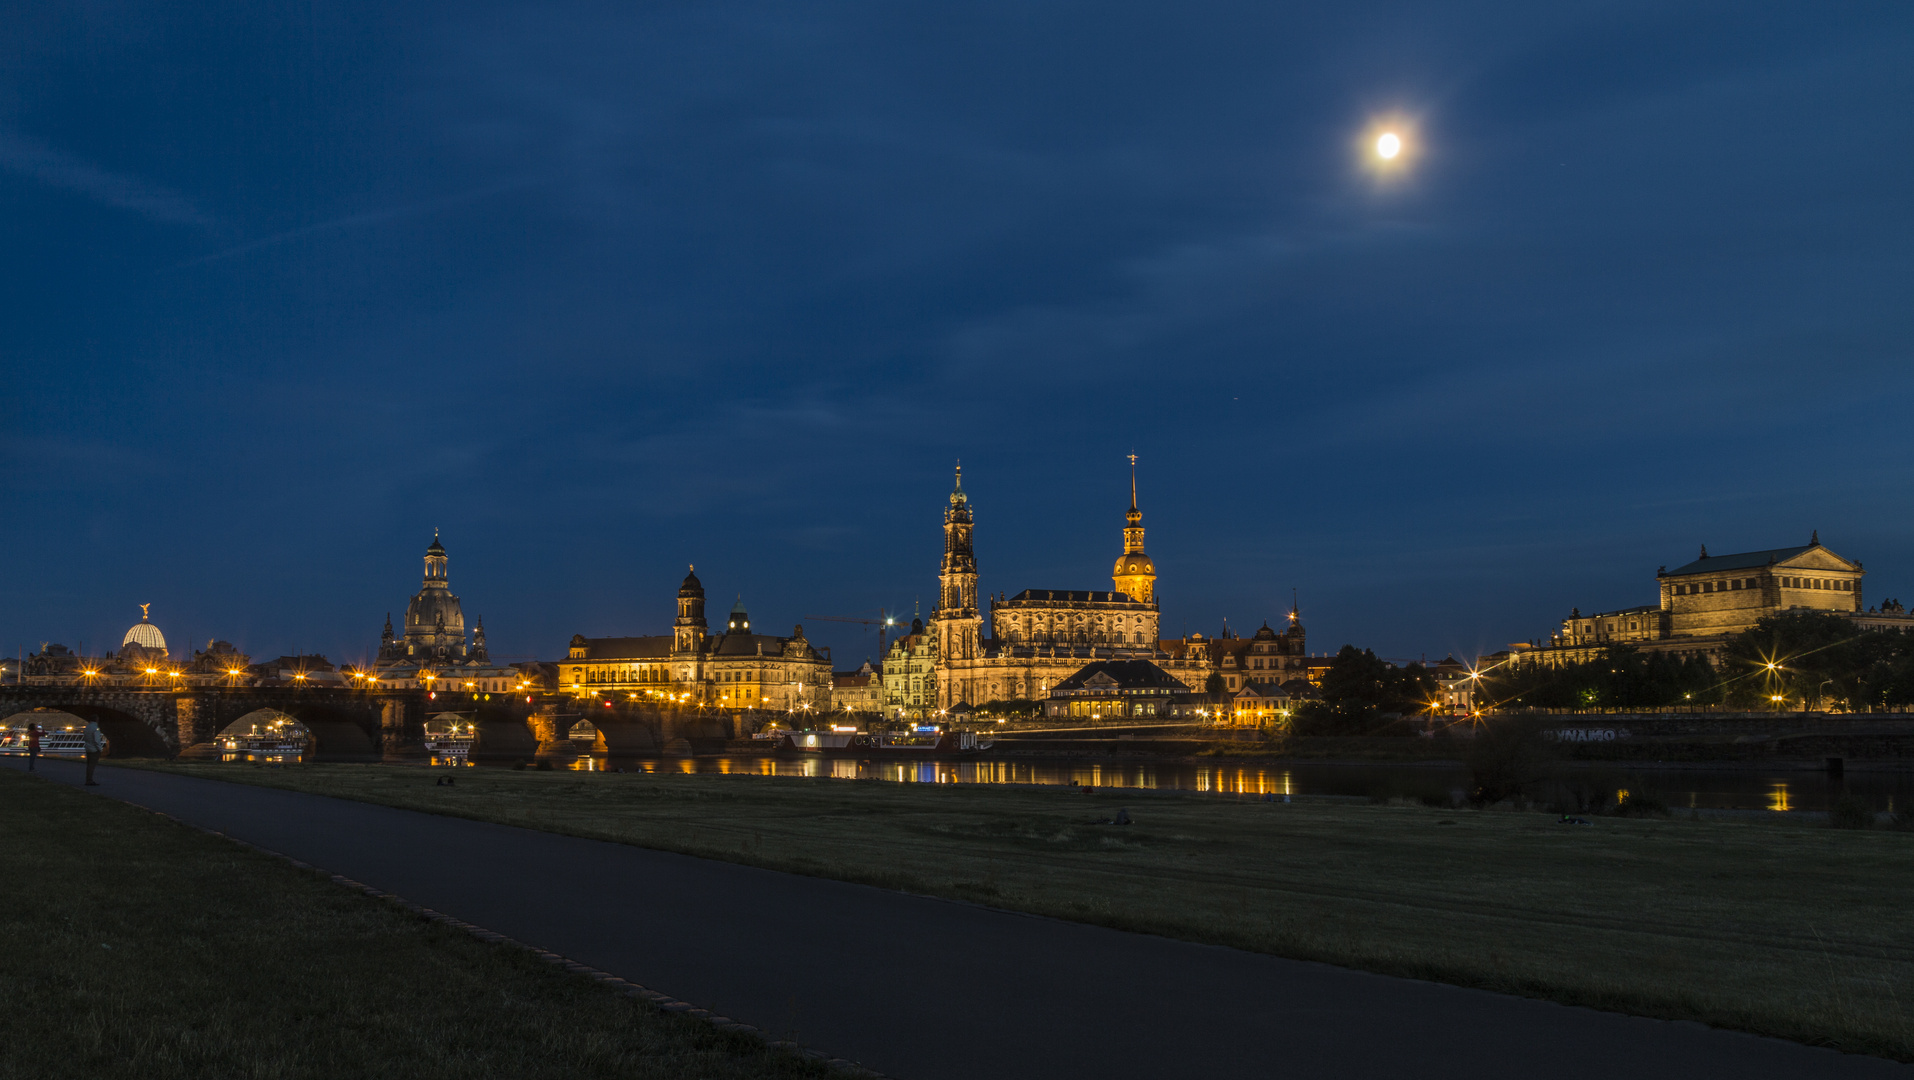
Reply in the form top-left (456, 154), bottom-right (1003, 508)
top-left (378, 696), bottom-right (426, 762)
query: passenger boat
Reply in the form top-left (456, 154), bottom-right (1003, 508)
top-left (0, 728), bottom-right (86, 756)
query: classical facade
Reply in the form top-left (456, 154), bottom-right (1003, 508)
top-left (830, 661), bottom-right (884, 714)
top-left (880, 613), bottom-right (937, 718)
top-left (558, 569), bottom-right (832, 714)
top-left (927, 462), bottom-right (1213, 709)
top-left (1159, 618), bottom-right (1309, 694)
top-left (1519, 534), bottom-right (1914, 666)
top-left (1042, 659), bottom-right (1192, 719)
top-left (372, 533), bottom-right (521, 693)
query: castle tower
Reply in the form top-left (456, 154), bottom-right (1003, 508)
top-left (932, 465), bottom-right (982, 672)
top-left (674, 566), bottom-right (708, 652)
top-left (1112, 454), bottom-right (1157, 604)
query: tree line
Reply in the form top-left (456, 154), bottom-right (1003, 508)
top-left (1479, 610), bottom-right (1914, 712)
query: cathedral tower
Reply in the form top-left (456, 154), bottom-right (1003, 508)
top-left (674, 567), bottom-right (708, 652)
top-left (932, 465), bottom-right (982, 668)
top-left (1112, 455), bottom-right (1157, 604)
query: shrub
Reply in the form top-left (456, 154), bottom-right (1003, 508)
top-left (1466, 718), bottom-right (1557, 806)
top-left (1613, 793), bottom-right (1669, 818)
top-left (1829, 795), bottom-right (1875, 830)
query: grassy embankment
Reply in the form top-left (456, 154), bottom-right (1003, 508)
top-left (0, 769), bottom-right (829, 1080)
top-left (131, 760), bottom-right (1914, 1060)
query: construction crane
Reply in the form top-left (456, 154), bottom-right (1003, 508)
top-left (803, 609), bottom-right (900, 662)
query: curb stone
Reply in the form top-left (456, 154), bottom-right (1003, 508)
top-left (115, 797), bottom-right (889, 1079)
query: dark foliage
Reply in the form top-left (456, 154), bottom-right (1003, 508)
top-left (1612, 792), bottom-right (1669, 818)
top-left (1829, 795), bottom-right (1876, 830)
top-left (1479, 646), bottom-right (1722, 710)
top-left (1481, 611), bottom-right (1914, 713)
top-left (1291, 645), bottom-right (1436, 735)
top-left (1717, 611), bottom-right (1914, 710)
top-left (1465, 717), bottom-right (1557, 805)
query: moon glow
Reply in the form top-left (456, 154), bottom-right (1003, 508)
top-left (1376, 132), bottom-right (1402, 159)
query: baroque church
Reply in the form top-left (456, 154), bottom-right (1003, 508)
top-left (373, 532), bottom-right (520, 693)
top-left (926, 460), bottom-right (1221, 710)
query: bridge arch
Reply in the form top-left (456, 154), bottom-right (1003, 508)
top-left (2, 706), bottom-right (171, 757)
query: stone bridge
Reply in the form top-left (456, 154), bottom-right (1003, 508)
top-left (0, 687), bottom-right (753, 762)
top-left (0, 686), bottom-right (459, 760)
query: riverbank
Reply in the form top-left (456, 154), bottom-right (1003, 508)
top-left (0, 768), bottom-right (827, 1080)
top-left (128, 759), bottom-right (1914, 1060)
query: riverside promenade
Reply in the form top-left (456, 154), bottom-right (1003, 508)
top-left (8, 758), bottom-right (1904, 1080)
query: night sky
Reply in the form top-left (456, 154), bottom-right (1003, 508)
top-left (4, 1), bottom-right (1911, 671)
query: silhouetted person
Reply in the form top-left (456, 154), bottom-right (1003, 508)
top-left (25, 723), bottom-right (41, 771)
top-left (81, 720), bottom-right (105, 785)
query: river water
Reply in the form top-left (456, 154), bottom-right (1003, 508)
top-left (523, 753), bottom-right (1912, 814)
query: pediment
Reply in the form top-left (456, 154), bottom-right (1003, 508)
top-left (1774, 548), bottom-right (1861, 572)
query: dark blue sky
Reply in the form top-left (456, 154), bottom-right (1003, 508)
top-left (4, 1), bottom-right (1911, 669)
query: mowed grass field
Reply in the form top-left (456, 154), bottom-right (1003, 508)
top-left (0, 769), bottom-right (829, 1080)
top-left (135, 760), bottom-right (1914, 1060)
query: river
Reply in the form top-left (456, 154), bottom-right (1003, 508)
top-left (511, 753), bottom-right (1911, 814)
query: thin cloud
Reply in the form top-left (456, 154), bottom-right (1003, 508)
top-left (177, 178), bottom-right (542, 267)
top-left (0, 128), bottom-right (209, 226)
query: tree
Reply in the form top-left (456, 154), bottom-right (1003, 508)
top-left (1718, 611), bottom-right (1906, 710)
top-left (1293, 645), bottom-right (1437, 735)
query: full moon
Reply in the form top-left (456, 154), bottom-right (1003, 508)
top-left (1376, 132), bottom-right (1402, 159)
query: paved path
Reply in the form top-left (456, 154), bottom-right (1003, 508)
top-left (9, 758), bottom-right (1905, 1079)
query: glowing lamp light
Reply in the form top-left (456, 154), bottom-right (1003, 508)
top-left (1376, 132), bottom-right (1401, 159)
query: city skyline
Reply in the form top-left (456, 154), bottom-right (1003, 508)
top-left (5, 3), bottom-right (1911, 667)
top-left (6, 465), bottom-right (1904, 672)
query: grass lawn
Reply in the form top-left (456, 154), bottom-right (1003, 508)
top-left (130, 760), bottom-right (1914, 1061)
top-left (0, 768), bottom-right (830, 1080)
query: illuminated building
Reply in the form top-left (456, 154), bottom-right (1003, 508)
top-left (558, 568), bottom-right (832, 713)
top-left (926, 461), bottom-right (1214, 710)
top-left (880, 611), bottom-right (938, 719)
top-left (1515, 533), bottom-right (1914, 666)
top-left (22, 606), bottom-right (252, 688)
top-left (830, 660), bottom-right (884, 714)
top-left (372, 533), bottom-right (520, 693)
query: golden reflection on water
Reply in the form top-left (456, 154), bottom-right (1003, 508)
top-left (1769, 783), bottom-right (1791, 812)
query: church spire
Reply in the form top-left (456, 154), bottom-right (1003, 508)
top-left (1113, 456), bottom-right (1156, 604)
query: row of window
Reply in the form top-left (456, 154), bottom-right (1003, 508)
top-left (1673, 575), bottom-right (1854, 597)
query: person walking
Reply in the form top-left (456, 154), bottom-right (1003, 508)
top-left (81, 719), bottom-right (105, 786)
top-left (25, 723), bottom-right (41, 771)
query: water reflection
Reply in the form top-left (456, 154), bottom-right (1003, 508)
top-left (229, 749), bottom-right (1914, 813)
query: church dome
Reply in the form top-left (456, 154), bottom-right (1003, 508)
top-left (1114, 554), bottom-right (1156, 577)
top-left (123, 609), bottom-right (167, 654)
top-left (406, 589), bottom-right (466, 636)
top-left (680, 567), bottom-right (704, 596)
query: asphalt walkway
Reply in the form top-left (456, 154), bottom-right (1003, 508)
top-left (9, 757), bottom-right (1905, 1079)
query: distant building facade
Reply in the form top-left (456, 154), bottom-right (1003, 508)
top-left (831, 661), bottom-right (884, 714)
top-left (1042, 658), bottom-right (1193, 719)
top-left (557, 569), bottom-right (832, 714)
top-left (1514, 534), bottom-right (1914, 666)
top-left (927, 463), bottom-right (1213, 710)
top-left (22, 607), bottom-right (255, 689)
top-left (880, 614), bottom-right (938, 719)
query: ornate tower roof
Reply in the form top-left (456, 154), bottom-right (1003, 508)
top-left (1113, 454), bottom-right (1156, 604)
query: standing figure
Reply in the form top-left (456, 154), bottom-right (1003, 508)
top-left (81, 719), bottom-right (105, 786)
top-left (25, 723), bottom-right (41, 771)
